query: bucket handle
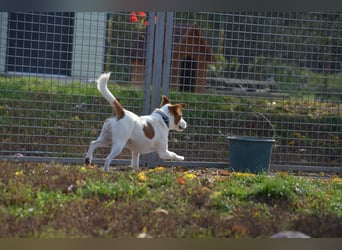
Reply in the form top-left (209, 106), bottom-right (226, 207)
top-left (237, 84), bottom-right (276, 139)
top-left (254, 111), bottom-right (276, 139)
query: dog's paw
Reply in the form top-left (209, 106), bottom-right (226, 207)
top-left (104, 164), bottom-right (110, 172)
top-left (131, 165), bottom-right (139, 171)
top-left (85, 158), bottom-right (90, 165)
top-left (178, 156), bottom-right (184, 161)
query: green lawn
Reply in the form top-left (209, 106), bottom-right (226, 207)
top-left (0, 161), bottom-right (341, 238)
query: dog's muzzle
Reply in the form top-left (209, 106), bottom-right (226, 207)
top-left (178, 119), bottom-right (187, 131)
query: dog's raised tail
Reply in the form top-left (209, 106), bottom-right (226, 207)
top-left (97, 72), bottom-right (124, 119)
top-left (97, 72), bottom-right (114, 105)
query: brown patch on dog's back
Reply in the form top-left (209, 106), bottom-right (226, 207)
top-left (143, 122), bottom-right (155, 139)
top-left (169, 103), bottom-right (187, 126)
top-left (111, 99), bottom-right (125, 120)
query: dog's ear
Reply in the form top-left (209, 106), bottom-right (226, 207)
top-left (160, 95), bottom-right (170, 107)
top-left (178, 103), bottom-right (187, 108)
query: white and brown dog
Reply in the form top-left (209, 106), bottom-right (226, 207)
top-left (85, 73), bottom-right (187, 171)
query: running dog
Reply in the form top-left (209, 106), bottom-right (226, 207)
top-left (85, 72), bottom-right (187, 171)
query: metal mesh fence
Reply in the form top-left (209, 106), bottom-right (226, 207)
top-left (168, 12), bottom-right (342, 170)
top-left (0, 12), bottom-right (341, 171)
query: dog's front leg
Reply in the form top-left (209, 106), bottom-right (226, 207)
top-left (131, 151), bottom-right (140, 170)
top-left (157, 150), bottom-right (184, 161)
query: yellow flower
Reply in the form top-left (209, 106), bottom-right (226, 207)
top-left (210, 191), bottom-right (222, 200)
top-left (148, 166), bottom-right (166, 173)
top-left (233, 172), bottom-right (255, 177)
top-left (15, 171), bottom-right (24, 177)
top-left (80, 167), bottom-right (87, 173)
top-left (138, 172), bottom-right (148, 182)
top-left (184, 172), bottom-right (197, 180)
top-left (331, 177), bottom-right (342, 184)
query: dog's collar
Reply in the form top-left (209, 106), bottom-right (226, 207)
top-left (155, 110), bottom-right (169, 128)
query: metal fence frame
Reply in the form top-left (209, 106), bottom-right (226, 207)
top-left (0, 12), bottom-right (341, 172)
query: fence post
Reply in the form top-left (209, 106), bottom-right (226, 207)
top-left (161, 12), bottom-right (174, 96)
top-left (151, 12), bottom-right (166, 109)
top-left (143, 12), bottom-right (156, 116)
top-left (147, 12), bottom-right (166, 168)
top-left (139, 12), bottom-right (156, 167)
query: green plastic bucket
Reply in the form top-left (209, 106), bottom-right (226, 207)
top-left (227, 136), bottom-right (275, 173)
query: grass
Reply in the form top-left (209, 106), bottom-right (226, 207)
top-left (0, 161), bottom-right (341, 238)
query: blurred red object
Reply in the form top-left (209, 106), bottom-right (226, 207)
top-left (129, 12), bottom-right (138, 23)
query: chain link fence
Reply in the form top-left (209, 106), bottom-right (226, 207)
top-left (0, 12), bottom-right (341, 172)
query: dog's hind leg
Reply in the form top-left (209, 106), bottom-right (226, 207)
top-left (85, 121), bottom-right (112, 165)
top-left (85, 137), bottom-right (110, 165)
top-left (104, 144), bottom-right (125, 171)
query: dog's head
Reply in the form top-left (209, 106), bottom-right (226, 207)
top-left (160, 95), bottom-right (187, 132)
